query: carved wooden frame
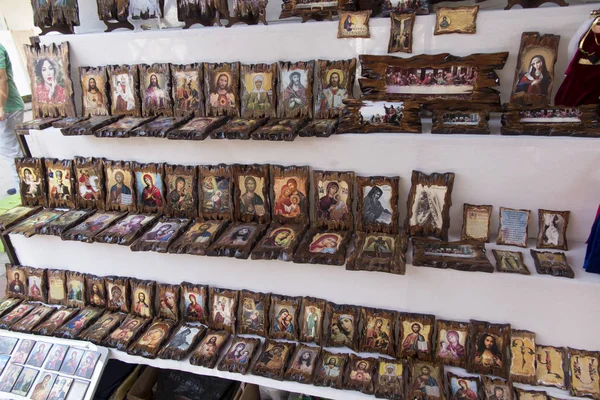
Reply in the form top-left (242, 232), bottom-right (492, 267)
top-left (284, 344), bottom-right (322, 384)
top-left (130, 217), bottom-right (190, 253)
top-left (177, 0), bottom-right (227, 28)
top-left (268, 294), bottom-right (301, 341)
top-left (497, 207), bottom-right (531, 247)
top-left (74, 157), bottom-right (105, 210)
top-left (32, 307), bottom-right (78, 336)
top-left (536, 344), bottom-right (567, 389)
top-left (62, 116), bottom-right (121, 136)
top-left (25, 42), bottom-right (76, 118)
top-left (412, 238), bottom-right (494, 273)
top-left (198, 164), bottom-right (235, 220)
top-left (128, 317), bottom-right (176, 359)
top-left (466, 319), bottom-right (511, 379)
top-left (16, 157), bottom-right (46, 207)
top-left (435, 319), bottom-right (469, 368)
top-left (530, 250), bottom-right (574, 279)
top-left (168, 220), bottom-right (229, 256)
top-left (65, 270), bottom-right (86, 309)
top-left (79, 311), bottom-right (127, 345)
top-left (0, 206), bottom-right (42, 232)
top-left (269, 164), bottom-right (310, 225)
top-left (44, 158), bottom-right (75, 209)
top-left (217, 336), bottom-right (261, 374)
top-left (189, 330), bottom-right (231, 368)
top-left (105, 276), bottom-right (130, 313)
top-left (315, 58), bottom-right (356, 119)
top-left (446, 372), bottom-right (483, 400)
top-left (337, 99), bottom-right (423, 134)
top-left (482, 376), bottom-right (514, 400)
top-left (96, 116), bottom-right (158, 138)
top-left (104, 160), bottom-right (136, 212)
top-left (297, 296), bottom-right (326, 345)
top-left (38, 209), bottom-right (93, 236)
top-left (240, 63), bottom-right (277, 118)
top-left (93, 213), bottom-right (158, 246)
top-left (8, 209), bottom-right (64, 237)
top-left (133, 162), bottom-right (166, 215)
top-left (337, 11), bottom-right (371, 39)
top-left (501, 105), bottom-right (600, 137)
top-left (180, 282), bottom-right (209, 324)
top-left (237, 289), bottom-right (270, 337)
top-left (359, 307), bottom-right (397, 357)
top-left (32, 0), bottom-right (80, 34)
top-left (206, 222), bottom-right (266, 259)
top-left (323, 301), bottom-right (361, 352)
top-left (432, 109), bottom-right (490, 135)
top-left (85, 274), bottom-right (107, 308)
top-left (298, 119), bottom-right (339, 137)
top-left (344, 354), bottom-right (378, 394)
top-left (252, 339), bottom-right (296, 381)
top-left (567, 348), bottom-right (600, 399)
top-left (11, 304), bottom-right (54, 332)
top-left (492, 250), bottom-right (531, 275)
top-left (167, 116), bottom-right (230, 140)
top-left (212, 117), bottom-right (269, 140)
top-left (514, 388), bottom-right (550, 400)
top-left (233, 164), bottom-right (271, 224)
top-left (139, 63), bottom-right (174, 117)
top-left (314, 350), bottom-right (349, 389)
top-left (61, 211), bottom-right (126, 243)
top-left (537, 209), bottom-right (569, 251)
top-left (5, 264), bottom-right (28, 299)
top-left (108, 64), bottom-right (141, 117)
top-left (461, 204), bottom-right (492, 242)
top-left (130, 115), bottom-right (193, 138)
top-left (157, 323), bottom-right (206, 361)
top-left (96, 0), bottom-right (133, 31)
top-left (208, 287), bottom-right (239, 334)
top-left (277, 61), bottom-right (314, 119)
top-left (510, 329), bottom-right (537, 385)
top-left (102, 314), bottom-right (151, 351)
top-left (251, 118), bottom-right (308, 141)
top-left (356, 175), bottom-right (399, 233)
top-left (53, 306), bottom-right (104, 339)
top-left (129, 278), bottom-right (156, 319)
top-left (398, 312), bottom-right (436, 361)
top-left (170, 63), bottom-right (204, 117)
top-left (313, 170), bottom-right (354, 230)
top-left (346, 232), bottom-right (407, 275)
top-left (359, 52), bottom-right (508, 111)
top-left (389, 12), bottom-right (415, 54)
top-left (79, 66), bottom-right (110, 117)
top-left (433, 6), bottom-right (479, 35)
top-left (155, 283), bottom-right (181, 321)
top-left (293, 228), bottom-right (351, 266)
top-left (279, 0), bottom-right (355, 20)
top-left (204, 62), bottom-right (241, 117)
top-left (405, 170), bottom-right (455, 240)
top-left (251, 223), bottom-right (308, 262)
top-left (374, 358), bottom-right (405, 400)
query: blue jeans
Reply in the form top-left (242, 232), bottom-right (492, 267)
top-left (0, 110), bottom-right (24, 188)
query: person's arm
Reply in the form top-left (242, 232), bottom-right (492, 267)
top-left (0, 68), bottom-right (7, 121)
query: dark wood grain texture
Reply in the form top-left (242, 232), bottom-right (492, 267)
top-left (412, 238), bottom-right (494, 273)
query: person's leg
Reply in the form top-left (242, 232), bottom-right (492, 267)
top-left (0, 110), bottom-right (24, 192)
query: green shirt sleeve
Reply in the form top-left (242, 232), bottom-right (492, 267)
top-left (0, 48), bottom-right (6, 70)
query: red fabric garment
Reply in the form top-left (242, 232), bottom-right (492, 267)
top-left (555, 26), bottom-right (600, 106)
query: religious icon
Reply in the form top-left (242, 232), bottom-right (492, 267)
top-left (406, 170), bottom-right (455, 241)
top-left (217, 336), bottom-right (261, 375)
top-left (62, 211), bottom-right (125, 243)
top-left (26, 341), bottom-right (52, 367)
top-left (79, 312), bottom-right (127, 344)
top-left (140, 64), bottom-right (173, 117)
top-left (12, 304), bottom-right (55, 333)
top-left (433, 6), bottom-right (479, 35)
top-left (16, 157), bottom-right (46, 207)
top-left (389, 12), bottom-right (415, 53)
top-left (510, 32), bottom-right (560, 107)
top-left (345, 355), bottom-right (377, 394)
top-left (492, 250), bottom-right (530, 275)
top-left (252, 339), bottom-right (296, 381)
top-left (284, 344), bottom-right (321, 384)
top-left (6, 265), bottom-right (28, 298)
top-left (189, 330), bottom-right (231, 368)
top-left (96, 116), bottom-right (157, 138)
top-left (324, 302), bottom-right (360, 351)
top-left (294, 229), bottom-right (351, 266)
top-left (514, 388), bottom-right (548, 400)
top-left (446, 372), bottom-right (482, 400)
top-left (360, 308), bottom-right (396, 356)
top-left (467, 320), bottom-right (511, 379)
top-left (102, 314), bottom-right (150, 351)
top-left (277, 61), bottom-right (314, 119)
top-left (0, 303), bottom-right (35, 329)
top-left (44, 159), bottom-right (74, 209)
top-left (241, 63), bottom-right (276, 118)
top-left (46, 376), bottom-right (73, 400)
top-left (133, 162), bottom-right (165, 214)
top-left (108, 65), bottom-right (140, 116)
top-left (270, 165), bottom-right (310, 225)
top-left (357, 175), bottom-right (399, 233)
top-left (461, 204), bottom-right (492, 242)
top-left (158, 324), bottom-right (206, 361)
top-left (537, 209), bottom-right (569, 251)
top-left (497, 207), bottom-right (531, 248)
top-left (198, 164), bottom-right (234, 220)
top-left (206, 222), bottom-right (265, 259)
top-left (315, 59), bottom-right (356, 119)
top-left (536, 345), bottom-right (567, 389)
top-left (237, 290), bottom-right (269, 337)
top-left (0, 337), bottom-right (18, 355)
top-left (375, 359), bottom-right (405, 400)
top-left (180, 282), bottom-right (208, 323)
top-left (251, 223), bottom-right (307, 262)
top-left (0, 205), bottom-right (41, 231)
top-left (8, 209), bottom-right (63, 237)
top-left (104, 160), bottom-right (136, 212)
top-left (398, 312), bottom-right (435, 360)
top-left (347, 232), bottom-right (407, 275)
top-left (435, 320), bottom-right (468, 368)
top-left (313, 170), bottom-right (354, 230)
top-left (53, 307), bottom-right (103, 339)
top-left (407, 360), bottom-right (444, 400)
top-left (105, 276), bottom-right (130, 313)
top-left (530, 250), bottom-right (574, 279)
top-left (79, 66), bottom-right (109, 116)
top-left (205, 62), bottom-right (240, 117)
top-left (29, 372), bottom-right (57, 400)
top-left (13, 339), bottom-right (36, 364)
top-left (169, 220), bottom-right (228, 256)
top-left (297, 297), bottom-right (325, 345)
top-left (177, 0), bottom-right (229, 28)
top-left (0, 298), bottom-right (22, 319)
top-left (314, 351), bottom-right (348, 389)
top-left (129, 318), bottom-right (176, 359)
top-left (74, 351), bottom-right (100, 379)
top-left (11, 367), bottom-right (38, 397)
top-left (233, 164), bottom-right (270, 224)
top-left (0, 364), bottom-right (23, 393)
top-left (129, 279), bottom-right (155, 319)
top-left (171, 63), bottom-right (203, 116)
top-left (269, 295), bottom-right (301, 341)
top-left (208, 288), bottom-right (239, 333)
top-left (60, 347), bottom-right (84, 375)
top-left (38, 209), bottom-right (92, 237)
top-left (337, 11), bottom-right (371, 39)
top-left (94, 213), bottom-right (158, 246)
top-left (130, 218), bottom-right (190, 253)
top-left (33, 308), bottom-right (78, 336)
top-left (482, 376), bottom-right (513, 400)
top-left (25, 43), bottom-right (76, 118)
top-left (164, 164), bottom-right (197, 219)
top-left (157, 284), bottom-right (180, 320)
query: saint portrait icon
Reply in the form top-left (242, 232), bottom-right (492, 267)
top-left (209, 72), bottom-right (235, 108)
top-left (317, 69), bottom-right (347, 114)
top-left (112, 74), bottom-right (136, 113)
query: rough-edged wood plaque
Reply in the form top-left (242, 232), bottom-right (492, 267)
top-left (32, 0), bottom-right (80, 34)
top-left (497, 207), bottom-right (530, 248)
top-left (461, 204), bottom-right (492, 242)
top-left (227, 0), bottom-right (268, 26)
top-left (389, 12), bottom-right (415, 54)
top-left (241, 63), bottom-right (277, 119)
top-left (217, 336), bottom-right (261, 375)
top-left (156, 283), bottom-right (180, 321)
top-left (405, 170), bottom-right (455, 240)
top-left (298, 296), bottom-right (326, 345)
top-left (435, 319), bottom-right (468, 368)
top-left (537, 209), bottom-right (569, 251)
top-left (5, 264), bottom-right (28, 299)
top-left (205, 62), bottom-right (240, 117)
top-left (62, 115), bottom-right (121, 136)
top-left (198, 164), bottom-right (234, 220)
top-left (189, 330), bottom-right (231, 368)
top-left (24, 266), bottom-right (46, 303)
top-left (79, 66), bottom-right (110, 117)
top-left (536, 345), bottom-right (567, 390)
top-left (79, 311), bottom-right (127, 345)
top-left (128, 318), bottom-right (176, 359)
top-left (284, 344), bottom-right (321, 384)
top-left (180, 282), bottom-right (209, 324)
top-left (501, 105), bottom-right (600, 137)
top-left (0, 302), bottom-right (35, 329)
top-left (10, 303), bottom-right (52, 332)
top-left (251, 223), bottom-right (307, 262)
top-left (104, 160), bottom-right (136, 212)
top-left (314, 350), bottom-right (349, 389)
top-left (446, 372), bottom-right (483, 400)
top-left (94, 213), bottom-right (157, 246)
top-left (359, 52), bottom-right (508, 111)
top-left (52, 116), bottom-right (89, 129)
top-left (32, 307), bottom-right (77, 336)
top-left (163, 164), bottom-right (197, 219)
top-left (313, 170), bottom-right (354, 230)
top-left (8, 209), bottom-right (64, 237)
top-left (96, 0), bottom-right (134, 31)
top-left (211, 117), bottom-right (269, 140)
top-left (25, 42), bottom-right (76, 118)
top-left (177, 0), bottom-right (228, 28)
top-left (167, 116), bottom-right (230, 140)
top-left (206, 222), bottom-right (265, 259)
top-left (515, 388), bottom-right (549, 400)
top-left (338, 99), bottom-right (422, 134)
top-left (315, 59), bottom-right (356, 119)
top-left (133, 162), bottom-right (165, 215)
top-left (338, 11), bottom-right (371, 39)
top-left (102, 314), bottom-right (151, 351)
top-left (268, 294), bottom-right (301, 341)
top-left (567, 348), bottom-right (600, 400)
top-left (323, 302), bottom-right (361, 352)
top-left (130, 217), bottom-right (190, 253)
top-left (209, 287), bottom-right (239, 334)
top-left (270, 164), bottom-right (310, 225)
top-left (360, 307), bottom-right (396, 357)
top-left (509, 32), bottom-right (560, 108)
top-left (130, 115), bottom-right (192, 138)
top-left (346, 232), bottom-right (407, 275)
top-left (407, 360), bottom-right (446, 400)
top-left (0, 206), bottom-right (42, 232)
top-left (106, 276), bottom-right (130, 313)
top-left (44, 158), bottom-right (75, 209)
top-left (252, 339), bottom-right (295, 381)
top-left (168, 220), bottom-right (229, 256)
top-left (95, 116), bottom-right (157, 138)
top-left (233, 164), bottom-right (270, 224)
top-left (74, 157), bottom-right (105, 210)
top-left (61, 211), bottom-right (125, 243)
top-left (65, 270), bottom-right (86, 308)
top-left (130, 279), bottom-right (155, 319)
top-left (492, 250), bottom-right (531, 275)
top-left (279, 0), bottom-right (355, 21)
top-left (16, 158), bottom-right (46, 207)
top-left (482, 375), bottom-right (514, 400)
top-left (298, 119), bottom-right (339, 137)
top-left (250, 118), bottom-right (308, 141)
top-left (530, 250), bottom-right (574, 279)
top-left (277, 61), bottom-right (314, 119)
top-left (294, 228), bottom-right (351, 266)
top-left (412, 238), bottom-right (494, 273)
top-left (237, 290), bottom-right (270, 337)
top-left (108, 64), bottom-right (141, 117)
top-left (171, 63), bottom-right (204, 117)
top-left (46, 269), bottom-right (67, 305)
top-left (432, 109), bottom-right (490, 135)
top-left (398, 312), bottom-right (435, 361)
top-left (157, 323), bottom-right (206, 361)
top-left (357, 175), bottom-right (399, 234)
top-left (467, 319), bottom-right (511, 379)
top-left (38, 209), bottom-right (93, 236)
top-left (510, 329), bottom-right (537, 385)
top-left (434, 6), bottom-right (479, 35)
top-left (54, 306), bottom-right (104, 339)
top-left (139, 63), bottom-right (174, 117)
top-left (344, 354), bottom-right (377, 394)
top-left (16, 118), bottom-right (59, 132)
top-left (375, 358), bottom-right (405, 400)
